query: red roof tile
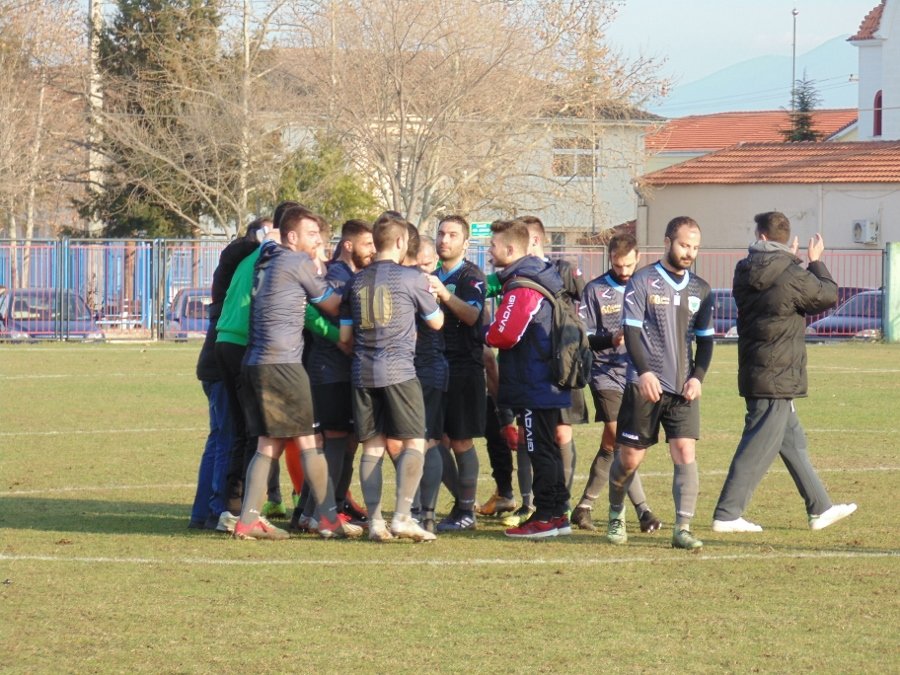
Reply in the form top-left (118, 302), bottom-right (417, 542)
top-left (641, 141), bottom-right (900, 185)
top-left (849, 1), bottom-right (885, 41)
top-left (644, 110), bottom-right (858, 152)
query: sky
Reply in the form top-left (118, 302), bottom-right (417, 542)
top-left (605, 0), bottom-right (880, 85)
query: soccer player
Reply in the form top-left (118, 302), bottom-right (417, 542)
top-left (569, 233), bottom-right (661, 533)
top-left (606, 216), bottom-right (714, 550)
top-left (427, 215), bottom-right (487, 532)
top-left (234, 207), bottom-right (361, 540)
top-left (711, 211), bottom-right (857, 533)
top-left (304, 219), bottom-right (375, 529)
top-left (484, 219), bottom-right (572, 539)
top-left (339, 216), bottom-right (444, 542)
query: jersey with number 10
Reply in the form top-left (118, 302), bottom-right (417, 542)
top-left (623, 262), bottom-right (714, 395)
top-left (340, 260), bottom-right (441, 388)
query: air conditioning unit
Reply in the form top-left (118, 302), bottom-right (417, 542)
top-left (852, 219), bottom-right (879, 244)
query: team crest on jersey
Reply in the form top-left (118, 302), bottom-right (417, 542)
top-left (446, 283), bottom-right (457, 294)
top-left (601, 288), bottom-right (613, 299)
top-left (688, 295), bottom-right (701, 313)
top-left (651, 278), bottom-right (662, 290)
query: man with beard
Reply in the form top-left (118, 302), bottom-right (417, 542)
top-left (299, 219), bottom-right (376, 531)
top-left (606, 217), bottom-right (714, 550)
top-left (427, 215), bottom-right (487, 532)
top-left (569, 233), bottom-right (661, 534)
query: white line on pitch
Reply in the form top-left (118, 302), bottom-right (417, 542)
top-left (0, 373), bottom-right (190, 381)
top-left (0, 550), bottom-right (896, 568)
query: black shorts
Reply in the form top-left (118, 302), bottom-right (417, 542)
top-left (311, 381), bottom-right (354, 433)
top-left (352, 378), bottom-right (425, 442)
top-left (244, 363), bottom-right (317, 438)
top-left (559, 387), bottom-right (588, 425)
top-left (421, 385), bottom-right (445, 442)
top-left (615, 383), bottom-right (700, 449)
top-left (589, 385), bottom-right (623, 424)
top-left (444, 371), bottom-right (486, 441)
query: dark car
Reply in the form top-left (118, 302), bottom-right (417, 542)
top-left (711, 288), bottom-right (738, 338)
top-left (0, 288), bottom-right (104, 341)
top-left (806, 289), bottom-right (882, 338)
top-left (165, 287), bottom-right (211, 340)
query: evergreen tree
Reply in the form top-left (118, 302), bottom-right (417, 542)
top-left (783, 76), bottom-right (823, 142)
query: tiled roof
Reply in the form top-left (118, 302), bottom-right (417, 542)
top-left (641, 141), bottom-right (900, 185)
top-left (644, 110), bottom-right (858, 152)
top-left (849, 1), bottom-right (885, 41)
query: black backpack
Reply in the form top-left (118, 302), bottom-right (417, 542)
top-left (503, 277), bottom-right (591, 390)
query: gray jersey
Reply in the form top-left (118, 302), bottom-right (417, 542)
top-left (245, 240), bottom-right (333, 366)
top-left (582, 271), bottom-right (629, 392)
top-left (341, 260), bottom-right (441, 388)
top-left (623, 262), bottom-right (714, 394)
top-left (307, 260), bottom-right (353, 385)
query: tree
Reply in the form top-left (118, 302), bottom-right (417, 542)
top-left (282, 0), bottom-right (666, 226)
top-left (783, 75), bottom-right (823, 142)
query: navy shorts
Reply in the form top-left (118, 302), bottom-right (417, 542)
top-left (615, 383), bottom-right (700, 449)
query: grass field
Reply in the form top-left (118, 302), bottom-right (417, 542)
top-left (1, 341), bottom-right (898, 673)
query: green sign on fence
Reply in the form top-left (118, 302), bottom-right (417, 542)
top-left (469, 222), bottom-right (492, 240)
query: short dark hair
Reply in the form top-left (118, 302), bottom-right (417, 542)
top-left (272, 200), bottom-right (302, 230)
top-left (373, 216), bottom-right (408, 252)
top-left (490, 219), bottom-right (530, 251)
top-left (754, 211), bottom-right (791, 244)
top-left (378, 209), bottom-right (404, 220)
top-left (664, 216), bottom-right (700, 241)
top-left (608, 232), bottom-right (638, 258)
top-left (340, 219), bottom-right (372, 241)
top-left (244, 217), bottom-right (271, 241)
top-left (405, 222), bottom-right (420, 259)
top-left (438, 214), bottom-right (469, 237)
top-left (280, 206), bottom-right (326, 238)
top-left (520, 215), bottom-right (545, 237)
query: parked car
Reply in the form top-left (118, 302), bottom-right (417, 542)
top-left (0, 288), bottom-right (104, 341)
top-left (806, 289), bottom-right (883, 338)
top-left (805, 286), bottom-right (870, 326)
top-left (711, 288), bottom-right (738, 337)
top-left (165, 287), bottom-right (211, 340)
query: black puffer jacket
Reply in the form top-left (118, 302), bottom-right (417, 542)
top-left (734, 241), bottom-right (837, 399)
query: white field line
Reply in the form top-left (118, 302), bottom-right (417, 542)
top-left (0, 373), bottom-right (190, 381)
top-left (1, 465), bottom-right (897, 497)
top-left (0, 550), bottom-right (896, 568)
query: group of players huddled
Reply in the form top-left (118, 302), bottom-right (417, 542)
top-left (190, 202), bottom-right (716, 545)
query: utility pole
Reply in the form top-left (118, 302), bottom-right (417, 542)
top-left (791, 8), bottom-right (799, 112)
top-left (87, 0), bottom-right (105, 235)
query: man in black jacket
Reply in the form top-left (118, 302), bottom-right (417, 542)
top-left (712, 211), bottom-right (857, 533)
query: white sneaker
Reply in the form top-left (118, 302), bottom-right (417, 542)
top-left (216, 511), bottom-right (238, 533)
top-left (390, 515), bottom-right (436, 542)
top-left (809, 503), bottom-right (858, 530)
top-left (712, 517), bottom-right (763, 533)
top-left (368, 519), bottom-right (394, 542)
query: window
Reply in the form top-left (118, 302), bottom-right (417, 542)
top-left (551, 137), bottom-right (595, 178)
top-left (874, 90), bottom-right (883, 137)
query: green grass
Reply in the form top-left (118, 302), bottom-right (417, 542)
top-left (1, 342), bottom-right (898, 673)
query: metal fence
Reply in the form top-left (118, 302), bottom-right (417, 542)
top-left (0, 238), bottom-right (886, 341)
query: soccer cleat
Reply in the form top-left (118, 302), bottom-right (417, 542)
top-left (233, 518), bottom-right (289, 541)
top-left (672, 527), bottom-right (703, 550)
top-left (317, 514), bottom-right (364, 539)
top-left (261, 501), bottom-right (287, 519)
top-left (368, 519), bottom-right (395, 542)
top-left (502, 505), bottom-right (536, 528)
top-left (436, 510), bottom-right (477, 532)
top-left (606, 508), bottom-right (627, 545)
top-left (341, 501), bottom-right (369, 527)
top-left (809, 503), bottom-right (858, 531)
top-left (570, 505), bottom-right (595, 531)
top-left (216, 511), bottom-right (239, 533)
top-left (712, 517), bottom-right (763, 533)
top-left (505, 518), bottom-right (558, 539)
top-left (390, 515), bottom-right (437, 542)
top-left (476, 492), bottom-right (518, 517)
top-left (640, 510), bottom-right (663, 533)
top-left (554, 515), bottom-right (572, 536)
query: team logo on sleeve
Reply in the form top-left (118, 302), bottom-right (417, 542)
top-left (471, 280), bottom-right (484, 293)
top-left (688, 296), bottom-right (701, 313)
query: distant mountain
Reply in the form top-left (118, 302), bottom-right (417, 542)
top-left (650, 35), bottom-right (859, 118)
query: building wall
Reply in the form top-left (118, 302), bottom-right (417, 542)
top-left (642, 182), bottom-right (900, 253)
top-left (881, 1), bottom-right (900, 139)
top-left (856, 42), bottom-right (882, 140)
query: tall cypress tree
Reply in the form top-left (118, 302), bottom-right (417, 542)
top-left (782, 76), bottom-right (823, 143)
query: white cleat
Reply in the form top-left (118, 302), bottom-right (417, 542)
top-left (712, 517), bottom-right (763, 533)
top-left (809, 503), bottom-right (858, 531)
top-left (390, 515), bottom-right (436, 542)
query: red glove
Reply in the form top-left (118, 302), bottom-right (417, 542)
top-left (502, 424), bottom-right (519, 452)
